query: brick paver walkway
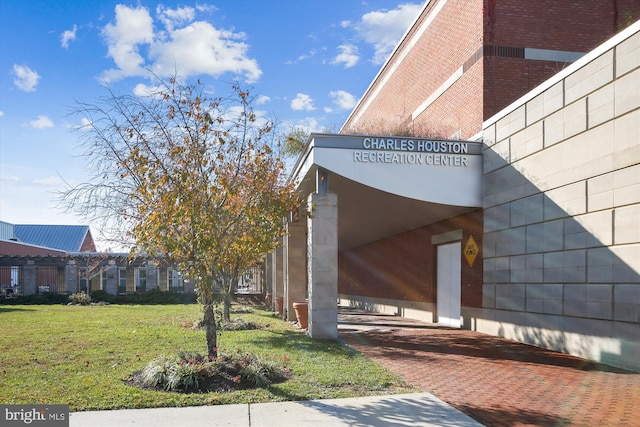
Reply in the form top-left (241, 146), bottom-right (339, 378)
top-left (339, 312), bottom-right (639, 427)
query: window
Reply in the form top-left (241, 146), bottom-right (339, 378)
top-left (168, 269), bottom-right (183, 290)
top-left (136, 267), bottom-right (147, 292)
top-left (118, 268), bottom-right (127, 294)
top-left (101, 269), bottom-right (107, 291)
top-left (11, 266), bottom-right (20, 292)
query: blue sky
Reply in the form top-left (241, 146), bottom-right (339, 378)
top-left (0, 1), bottom-right (422, 249)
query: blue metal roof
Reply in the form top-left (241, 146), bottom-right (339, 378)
top-left (14, 225), bottom-right (90, 252)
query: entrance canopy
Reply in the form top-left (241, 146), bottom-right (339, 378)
top-left (290, 134), bottom-right (483, 249)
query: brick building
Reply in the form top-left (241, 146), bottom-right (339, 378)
top-left (0, 221), bottom-right (194, 296)
top-left (343, 0), bottom-right (639, 140)
top-left (268, 1), bottom-right (640, 372)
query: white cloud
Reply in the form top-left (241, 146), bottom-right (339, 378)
top-left (156, 5), bottom-right (195, 32)
top-left (281, 117), bottom-right (319, 134)
top-left (13, 64), bottom-right (40, 92)
top-left (331, 44), bottom-right (359, 68)
top-left (0, 111), bottom-right (4, 118)
top-left (132, 83), bottom-right (164, 97)
top-left (101, 4), bottom-right (262, 83)
top-left (224, 105), bottom-right (270, 128)
top-left (76, 117), bottom-right (92, 129)
top-left (256, 95), bottom-right (271, 105)
top-left (29, 115), bottom-right (54, 129)
top-left (297, 49), bottom-right (318, 61)
top-left (329, 90), bottom-right (357, 110)
top-left (297, 117), bottom-right (320, 133)
top-left (151, 21), bottom-right (262, 83)
top-left (61, 24), bottom-right (77, 48)
top-left (33, 176), bottom-right (63, 187)
top-left (101, 5), bottom-right (155, 82)
top-left (196, 4), bottom-right (217, 14)
top-left (355, 3), bottom-right (422, 64)
top-left (290, 93), bottom-right (315, 111)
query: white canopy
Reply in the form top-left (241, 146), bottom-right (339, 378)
top-left (290, 133), bottom-right (483, 248)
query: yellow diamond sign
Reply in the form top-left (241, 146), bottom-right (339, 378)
top-left (464, 235), bottom-right (479, 267)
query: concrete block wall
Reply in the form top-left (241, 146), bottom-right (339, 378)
top-left (481, 24), bottom-right (640, 371)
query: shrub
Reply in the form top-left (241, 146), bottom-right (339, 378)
top-left (90, 289), bottom-right (197, 305)
top-left (231, 307), bottom-right (254, 314)
top-left (69, 292), bottom-right (92, 305)
top-left (222, 318), bottom-right (264, 331)
top-left (89, 290), bottom-right (115, 304)
top-left (0, 293), bottom-right (68, 305)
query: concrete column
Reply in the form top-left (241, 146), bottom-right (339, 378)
top-left (307, 193), bottom-right (338, 340)
top-left (275, 246), bottom-right (285, 316)
top-left (285, 219), bottom-right (307, 321)
top-left (264, 252), bottom-right (274, 308)
top-left (105, 261), bottom-right (118, 295)
top-left (65, 261), bottom-right (78, 294)
top-left (23, 262), bottom-right (36, 295)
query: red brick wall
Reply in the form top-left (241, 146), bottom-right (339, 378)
top-left (344, 0), bottom-right (484, 139)
top-left (485, 0), bottom-right (640, 49)
top-left (0, 240), bottom-right (66, 257)
top-left (414, 62), bottom-right (484, 139)
top-left (80, 229), bottom-right (97, 252)
top-left (483, 57), bottom-right (566, 119)
top-left (483, 0), bottom-right (640, 118)
top-left (339, 209), bottom-right (483, 308)
top-left (344, 0), bottom-right (640, 139)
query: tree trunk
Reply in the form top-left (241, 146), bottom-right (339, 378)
top-left (203, 300), bottom-right (218, 359)
top-left (223, 292), bottom-right (232, 322)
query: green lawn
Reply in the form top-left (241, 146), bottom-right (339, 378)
top-left (0, 304), bottom-right (416, 411)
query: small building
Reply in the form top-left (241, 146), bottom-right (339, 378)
top-left (0, 221), bottom-right (194, 296)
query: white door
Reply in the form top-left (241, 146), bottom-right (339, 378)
top-left (437, 241), bottom-right (461, 327)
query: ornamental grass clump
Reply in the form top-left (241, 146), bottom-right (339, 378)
top-left (140, 355), bottom-right (174, 389)
top-left (137, 351), bottom-right (288, 393)
top-left (217, 352), bottom-right (284, 388)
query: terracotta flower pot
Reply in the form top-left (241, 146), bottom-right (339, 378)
top-left (275, 297), bottom-right (284, 315)
top-left (293, 301), bottom-right (309, 329)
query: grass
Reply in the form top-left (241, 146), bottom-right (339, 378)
top-left (0, 304), bottom-right (416, 411)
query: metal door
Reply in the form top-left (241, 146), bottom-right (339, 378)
top-left (437, 241), bottom-right (461, 327)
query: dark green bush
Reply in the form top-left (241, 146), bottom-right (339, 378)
top-left (90, 289), bottom-right (197, 305)
top-left (0, 293), bottom-right (69, 305)
top-left (0, 290), bottom-right (196, 305)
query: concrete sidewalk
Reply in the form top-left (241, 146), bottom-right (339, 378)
top-left (69, 393), bottom-right (483, 427)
